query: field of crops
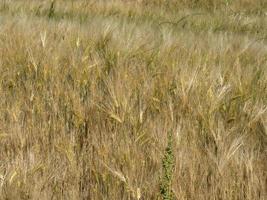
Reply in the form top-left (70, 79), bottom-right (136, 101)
top-left (0, 0), bottom-right (266, 199)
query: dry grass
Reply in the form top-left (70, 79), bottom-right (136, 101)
top-left (0, 0), bottom-right (266, 199)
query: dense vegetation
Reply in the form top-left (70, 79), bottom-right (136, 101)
top-left (0, 0), bottom-right (266, 199)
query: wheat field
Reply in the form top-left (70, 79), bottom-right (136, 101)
top-left (0, 0), bottom-right (266, 199)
